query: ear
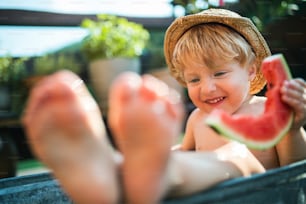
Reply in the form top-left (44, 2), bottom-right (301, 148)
top-left (248, 63), bottom-right (257, 81)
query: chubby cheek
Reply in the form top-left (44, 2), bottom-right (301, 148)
top-left (187, 86), bottom-right (209, 111)
top-left (187, 87), bottom-right (198, 104)
top-left (224, 79), bottom-right (250, 113)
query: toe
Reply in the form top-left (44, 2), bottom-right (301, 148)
top-left (108, 72), bottom-right (142, 130)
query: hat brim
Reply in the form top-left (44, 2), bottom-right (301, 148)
top-left (164, 9), bottom-right (271, 94)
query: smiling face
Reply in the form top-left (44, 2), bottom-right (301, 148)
top-left (172, 23), bottom-right (256, 114)
top-left (184, 59), bottom-right (255, 114)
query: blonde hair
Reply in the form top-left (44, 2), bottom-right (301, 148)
top-left (172, 23), bottom-right (256, 81)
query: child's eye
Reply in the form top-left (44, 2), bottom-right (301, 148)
top-left (214, 71), bottom-right (227, 77)
top-left (188, 78), bottom-right (200, 83)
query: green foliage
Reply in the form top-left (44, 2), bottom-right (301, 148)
top-left (0, 56), bottom-right (28, 85)
top-left (33, 54), bottom-right (82, 75)
top-left (232, 0), bottom-right (302, 31)
top-left (81, 14), bottom-right (150, 61)
top-left (0, 56), bottom-right (29, 113)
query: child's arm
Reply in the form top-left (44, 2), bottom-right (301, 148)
top-left (276, 78), bottom-right (306, 166)
top-left (172, 111), bottom-right (197, 151)
top-left (172, 125), bottom-right (195, 151)
top-left (179, 131), bottom-right (195, 151)
top-left (276, 128), bottom-right (306, 166)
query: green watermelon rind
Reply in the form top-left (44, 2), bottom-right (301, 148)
top-left (205, 54), bottom-right (293, 150)
top-left (205, 113), bottom-right (294, 150)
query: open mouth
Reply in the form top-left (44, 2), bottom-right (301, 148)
top-left (205, 97), bottom-right (225, 104)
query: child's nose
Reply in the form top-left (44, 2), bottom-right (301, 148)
top-left (200, 79), bottom-right (217, 94)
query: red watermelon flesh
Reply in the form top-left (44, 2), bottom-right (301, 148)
top-left (205, 54), bottom-right (293, 150)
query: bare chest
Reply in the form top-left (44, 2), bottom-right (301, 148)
top-left (193, 122), bottom-right (228, 151)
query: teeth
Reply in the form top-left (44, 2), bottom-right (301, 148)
top-left (206, 97), bottom-right (224, 104)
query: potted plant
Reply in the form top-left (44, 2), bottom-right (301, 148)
top-left (80, 14), bottom-right (150, 114)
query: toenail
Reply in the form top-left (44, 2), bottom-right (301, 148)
top-left (143, 76), bottom-right (169, 97)
top-left (120, 72), bottom-right (142, 89)
top-left (168, 90), bottom-right (181, 104)
top-left (71, 79), bottom-right (84, 91)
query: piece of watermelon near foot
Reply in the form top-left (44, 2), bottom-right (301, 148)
top-left (205, 54), bottom-right (294, 150)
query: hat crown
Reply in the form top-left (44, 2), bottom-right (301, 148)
top-left (197, 8), bottom-right (241, 18)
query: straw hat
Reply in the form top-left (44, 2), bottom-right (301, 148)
top-left (164, 8), bottom-right (271, 94)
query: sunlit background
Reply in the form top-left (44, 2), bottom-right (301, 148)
top-left (0, 0), bottom-right (238, 57)
top-left (0, 0), bottom-right (238, 16)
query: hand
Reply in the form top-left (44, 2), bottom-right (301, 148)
top-left (281, 78), bottom-right (306, 130)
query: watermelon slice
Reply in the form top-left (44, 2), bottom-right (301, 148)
top-left (205, 54), bottom-right (293, 150)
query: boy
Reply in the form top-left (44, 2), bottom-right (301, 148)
top-left (165, 8), bottom-right (306, 169)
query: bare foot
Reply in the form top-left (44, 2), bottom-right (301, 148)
top-left (108, 72), bottom-right (184, 204)
top-left (22, 70), bottom-right (119, 204)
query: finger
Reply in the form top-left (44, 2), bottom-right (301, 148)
top-left (293, 78), bottom-right (306, 88)
top-left (282, 93), bottom-right (302, 110)
top-left (289, 78), bottom-right (306, 93)
top-left (282, 80), bottom-right (305, 99)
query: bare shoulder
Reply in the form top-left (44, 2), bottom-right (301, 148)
top-left (187, 108), bottom-right (208, 123)
top-left (185, 108), bottom-right (208, 133)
